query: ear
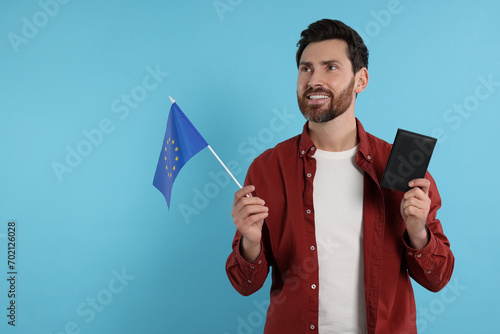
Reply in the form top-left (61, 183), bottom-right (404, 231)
top-left (354, 67), bottom-right (369, 94)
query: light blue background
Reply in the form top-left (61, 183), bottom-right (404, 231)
top-left (1, 0), bottom-right (498, 333)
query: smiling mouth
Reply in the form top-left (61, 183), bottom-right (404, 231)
top-left (308, 94), bottom-right (330, 100)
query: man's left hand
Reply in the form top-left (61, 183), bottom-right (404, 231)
top-left (400, 178), bottom-right (431, 250)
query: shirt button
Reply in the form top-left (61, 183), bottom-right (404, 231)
top-left (310, 246), bottom-right (315, 251)
top-left (301, 150), bottom-right (306, 155)
top-left (250, 266), bottom-right (256, 269)
top-left (408, 252), bottom-right (413, 256)
top-left (307, 173), bottom-right (312, 178)
top-left (417, 254), bottom-right (422, 258)
top-left (306, 209), bottom-right (312, 214)
top-left (311, 284), bottom-right (317, 289)
top-left (247, 280), bottom-right (252, 283)
top-left (427, 270), bottom-right (432, 275)
top-left (258, 260), bottom-right (262, 264)
top-left (310, 147), bottom-right (315, 151)
top-left (310, 325), bottom-right (316, 330)
top-left (367, 155), bottom-right (371, 160)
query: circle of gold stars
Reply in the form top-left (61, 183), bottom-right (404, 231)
top-left (164, 138), bottom-right (179, 178)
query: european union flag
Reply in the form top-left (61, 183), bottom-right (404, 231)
top-left (153, 102), bottom-right (208, 208)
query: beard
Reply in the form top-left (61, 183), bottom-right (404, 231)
top-left (297, 77), bottom-right (355, 123)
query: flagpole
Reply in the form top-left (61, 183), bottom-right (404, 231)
top-left (207, 145), bottom-right (243, 189)
top-left (169, 96), bottom-right (243, 190)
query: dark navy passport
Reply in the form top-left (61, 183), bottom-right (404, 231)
top-left (380, 129), bottom-right (437, 192)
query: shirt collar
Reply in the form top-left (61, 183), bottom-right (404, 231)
top-left (298, 118), bottom-right (373, 162)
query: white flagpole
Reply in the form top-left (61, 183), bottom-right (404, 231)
top-left (207, 145), bottom-right (243, 189)
top-left (169, 96), bottom-right (243, 190)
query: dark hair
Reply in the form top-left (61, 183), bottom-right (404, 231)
top-left (296, 19), bottom-right (369, 73)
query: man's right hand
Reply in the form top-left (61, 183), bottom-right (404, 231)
top-left (231, 185), bottom-right (268, 263)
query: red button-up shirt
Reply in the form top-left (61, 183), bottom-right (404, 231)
top-left (226, 119), bottom-right (454, 334)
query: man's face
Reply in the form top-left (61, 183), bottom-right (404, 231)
top-left (297, 39), bottom-right (356, 123)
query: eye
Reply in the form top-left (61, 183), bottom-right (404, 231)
top-left (327, 65), bottom-right (337, 71)
top-left (299, 66), bottom-right (311, 73)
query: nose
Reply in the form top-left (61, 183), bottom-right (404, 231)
top-left (308, 71), bottom-right (325, 88)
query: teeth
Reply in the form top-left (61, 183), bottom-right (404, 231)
top-left (309, 95), bottom-right (329, 100)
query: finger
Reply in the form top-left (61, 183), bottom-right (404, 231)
top-left (232, 196), bottom-right (268, 221)
top-left (404, 205), bottom-right (422, 218)
top-left (402, 197), bottom-right (425, 211)
top-left (408, 178), bottom-right (430, 195)
top-left (233, 195), bottom-right (266, 215)
top-left (404, 184), bottom-right (429, 202)
top-left (233, 185), bottom-right (255, 206)
top-left (235, 202), bottom-right (268, 219)
top-left (403, 189), bottom-right (431, 210)
top-left (404, 202), bottom-right (429, 219)
top-left (238, 210), bottom-right (269, 228)
top-left (234, 206), bottom-right (269, 229)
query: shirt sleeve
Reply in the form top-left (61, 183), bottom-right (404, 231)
top-left (225, 162), bottom-right (271, 296)
top-left (225, 232), bottom-right (269, 296)
top-left (403, 173), bottom-right (455, 292)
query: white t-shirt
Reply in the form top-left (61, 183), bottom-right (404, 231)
top-left (313, 145), bottom-right (367, 333)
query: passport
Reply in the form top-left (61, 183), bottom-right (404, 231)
top-left (380, 129), bottom-right (437, 192)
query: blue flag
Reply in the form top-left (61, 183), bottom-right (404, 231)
top-left (153, 102), bottom-right (208, 208)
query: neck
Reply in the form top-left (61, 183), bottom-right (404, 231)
top-left (307, 110), bottom-right (358, 152)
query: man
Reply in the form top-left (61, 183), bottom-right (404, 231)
top-left (226, 19), bottom-right (454, 333)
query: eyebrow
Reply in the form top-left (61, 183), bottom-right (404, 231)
top-left (299, 60), bottom-right (340, 67)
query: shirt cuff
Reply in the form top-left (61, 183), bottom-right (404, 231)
top-left (403, 228), bottom-right (441, 281)
top-left (234, 238), bottom-right (266, 269)
top-left (403, 226), bottom-right (432, 253)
